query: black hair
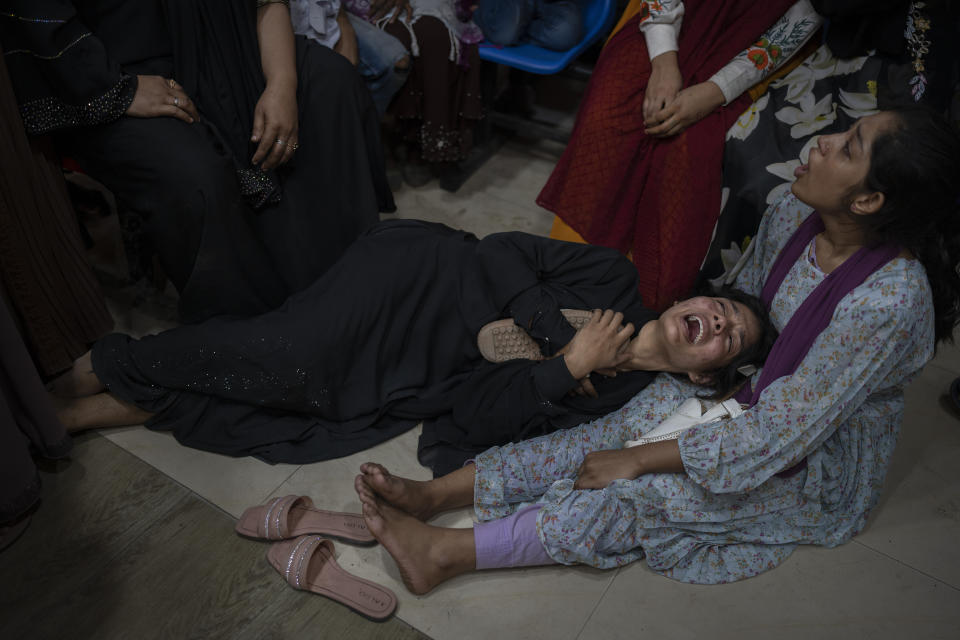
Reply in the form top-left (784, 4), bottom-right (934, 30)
top-left (687, 286), bottom-right (779, 400)
top-left (851, 107), bottom-right (960, 345)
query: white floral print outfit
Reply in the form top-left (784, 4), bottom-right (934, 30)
top-left (474, 192), bottom-right (934, 584)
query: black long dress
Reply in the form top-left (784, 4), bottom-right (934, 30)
top-left (92, 221), bottom-right (658, 475)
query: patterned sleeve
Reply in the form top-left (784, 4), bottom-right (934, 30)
top-left (708, 0), bottom-right (822, 104)
top-left (677, 269), bottom-right (934, 493)
top-left (638, 0), bottom-right (685, 60)
top-left (0, 0), bottom-right (136, 134)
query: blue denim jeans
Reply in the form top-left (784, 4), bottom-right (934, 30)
top-left (474, 0), bottom-right (583, 52)
top-left (348, 14), bottom-right (409, 115)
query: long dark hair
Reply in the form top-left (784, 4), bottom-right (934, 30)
top-left (853, 107), bottom-right (960, 344)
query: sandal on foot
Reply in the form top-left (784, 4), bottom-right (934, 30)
top-left (268, 536), bottom-right (397, 621)
top-left (235, 495), bottom-right (375, 545)
top-left (477, 309), bottom-right (594, 362)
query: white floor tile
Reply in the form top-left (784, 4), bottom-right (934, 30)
top-left (579, 543), bottom-right (960, 640)
top-left (854, 364), bottom-right (960, 588)
top-left (101, 426), bottom-right (299, 518)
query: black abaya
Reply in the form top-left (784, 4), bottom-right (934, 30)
top-left (1, 0), bottom-right (393, 322)
top-left (93, 221), bottom-right (658, 474)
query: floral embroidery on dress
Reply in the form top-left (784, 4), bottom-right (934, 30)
top-left (637, 0), bottom-right (666, 24)
top-left (743, 12), bottom-right (818, 71)
top-left (904, 1), bottom-right (931, 101)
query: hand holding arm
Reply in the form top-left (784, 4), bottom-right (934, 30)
top-left (252, 1), bottom-right (299, 170)
top-left (561, 309), bottom-right (634, 380)
top-left (573, 439), bottom-right (684, 489)
top-left (643, 51), bottom-right (683, 124)
top-left (644, 81), bottom-right (725, 138)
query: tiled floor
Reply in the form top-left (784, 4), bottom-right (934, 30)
top-left (80, 138), bottom-right (960, 638)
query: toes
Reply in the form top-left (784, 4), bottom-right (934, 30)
top-left (361, 498), bottom-right (382, 523)
top-left (363, 462), bottom-right (390, 479)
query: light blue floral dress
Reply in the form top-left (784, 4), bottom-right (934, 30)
top-left (473, 192), bottom-right (935, 584)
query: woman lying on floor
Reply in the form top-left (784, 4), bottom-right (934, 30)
top-left (349, 108), bottom-right (960, 588)
top-left (52, 226), bottom-right (774, 474)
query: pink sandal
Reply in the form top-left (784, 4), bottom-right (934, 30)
top-left (235, 495), bottom-right (374, 545)
top-left (268, 536), bottom-right (397, 620)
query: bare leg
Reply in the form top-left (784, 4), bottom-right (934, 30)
top-left (48, 351), bottom-right (105, 398)
top-left (358, 481), bottom-right (476, 595)
top-left (54, 392), bottom-right (154, 433)
top-left (356, 462), bottom-right (475, 520)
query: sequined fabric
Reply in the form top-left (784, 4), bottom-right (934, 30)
top-left (17, 74), bottom-right (136, 135)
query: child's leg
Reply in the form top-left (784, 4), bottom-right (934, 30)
top-left (359, 487), bottom-right (554, 595)
top-left (54, 391), bottom-right (154, 432)
top-left (356, 462), bottom-right (476, 520)
top-left (474, 505), bottom-right (555, 569)
top-left (48, 350), bottom-right (103, 398)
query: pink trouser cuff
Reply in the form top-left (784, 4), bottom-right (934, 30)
top-left (473, 505), bottom-right (555, 570)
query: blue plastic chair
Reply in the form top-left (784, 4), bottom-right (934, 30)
top-left (477, 0), bottom-right (617, 74)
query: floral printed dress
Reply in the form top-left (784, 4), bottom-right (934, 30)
top-left (474, 192), bottom-right (935, 584)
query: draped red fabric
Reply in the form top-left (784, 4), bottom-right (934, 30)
top-left (537, 0), bottom-right (797, 310)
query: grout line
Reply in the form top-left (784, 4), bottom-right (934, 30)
top-left (923, 360), bottom-right (960, 378)
top-left (264, 465), bottom-right (304, 500)
top-left (852, 540), bottom-right (960, 592)
top-left (573, 566), bottom-right (620, 640)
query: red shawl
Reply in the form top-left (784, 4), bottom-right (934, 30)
top-left (537, 0), bottom-right (798, 309)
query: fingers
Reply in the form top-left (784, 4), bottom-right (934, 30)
top-left (160, 103), bottom-right (195, 124)
top-left (164, 79), bottom-right (198, 121)
top-left (251, 126), bottom-right (274, 166)
top-left (278, 130), bottom-right (298, 166)
top-left (580, 377), bottom-right (598, 398)
top-left (642, 95), bottom-right (667, 123)
top-left (261, 129), bottom-right (292, 171)
top-left (644, 100), bottom-right (681, 136)
top-left (251, 106), bottom-right (266, 155)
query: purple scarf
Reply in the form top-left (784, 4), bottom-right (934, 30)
top-left (735, 212), bottom-right (900, 407)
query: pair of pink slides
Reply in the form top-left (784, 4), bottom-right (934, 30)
top-left (235, 494), bottom-right (397, 620)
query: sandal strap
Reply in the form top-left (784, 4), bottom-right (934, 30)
top-left (261, 495), bottom-right (305, 540)
top-left (284, 535), bottom-right (326, 589)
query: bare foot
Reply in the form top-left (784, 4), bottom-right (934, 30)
top-left (48, 352), bottom-right (104, 398)
top-left (358, 489), bottom-right (474, 595)
top-left (51, 391), bottom-right (153, 433)
top-left (51, 392), bottom-right (82, 432)
top-left (357, 463), bottom-right (441, 520)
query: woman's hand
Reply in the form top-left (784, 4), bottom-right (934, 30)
top-left (369, 0), bottom-right (412, 22)
top-left (125, 76), bottom-right (198, 123)
top-left (574, 449), bottom-right (643, 489)
top-left (562, 309), bottom-right (634, 380)
top-left (644, 81), bottom-right (725, 138)
top-left (643, 51), bottom-right (682, 125)
top-left (251, 83), bottom-right (299, 170)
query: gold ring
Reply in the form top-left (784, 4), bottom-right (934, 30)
top-left (291, 142), bottom-right (299, 151)
top-left (168, 78), bottom-right (176, 89)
